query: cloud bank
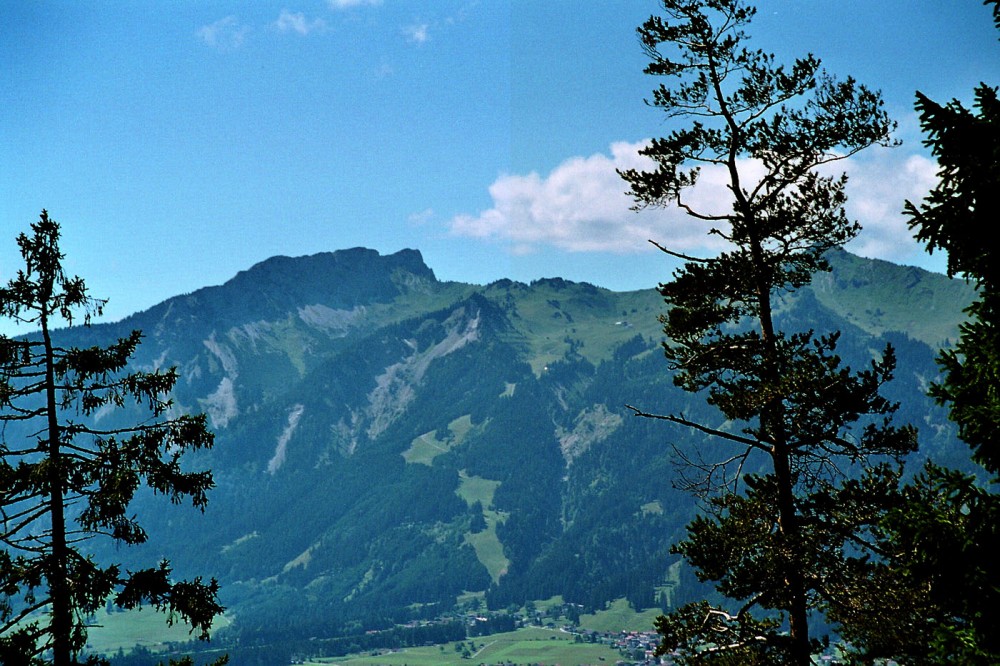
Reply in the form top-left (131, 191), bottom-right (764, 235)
top-left (197, 16), bottom-right (251, 50)
top-left (403, 23), bottom-right (431, 45)
top-left (328, 0), bottom-right (382, 8)
top-left (839, 150), bottom-right (937, 261)
top-left (450, 141), bottom-right (938, 264)
top-left (275, 10), bottom-right (328, 35)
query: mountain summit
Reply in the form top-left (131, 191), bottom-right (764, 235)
top-left (116, 247), bottom-right (437, 337)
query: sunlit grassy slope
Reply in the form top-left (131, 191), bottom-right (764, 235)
top-left (482, 278), bottom-right (664, 374)
top-left (304, 627), bottom-right (622, 666)
top-left (83, 608), bottom-right (231, 656)
top-left (456, 471), bottom-right (509, 583)
top-left (812, 248), bottom-right (973, 347)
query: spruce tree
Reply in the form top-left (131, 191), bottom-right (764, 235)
top-left (619, 2), bottom-right (915, 662)
top-left (0, 212), bottom-right (224, 665)
top-left (837, 12), bottom-right (1000, 659)
top-left (906, 81), bottom-right (1000, 476)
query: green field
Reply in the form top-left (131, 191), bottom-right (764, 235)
top-left (304, 627), bottom-right (622, 666)
top-left (402, 430), bottom-right (452, 465)
top-left (455, 471), bottom-right (500, 507)
top-left (80, 598), bottom-right (663, 664)
top-left (456, 471), bottom-right (509, 583)
top-left (82, 608), bottom-right (231, 657)
top-left (577, 598), bottom-right (661, 634)
top-left (403, 415), bottom-right (475, 466)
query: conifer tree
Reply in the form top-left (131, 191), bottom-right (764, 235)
top-left (836, 8), bottom-right (1000, 659)
top-left (0, 212), bottom-right (224, 665)
top-left (619, 2), bottom-right (915, 662)
top-left (906, 82), bottom-right (1000, 476)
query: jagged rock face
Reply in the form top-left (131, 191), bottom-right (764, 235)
top-left (557, 404), bottom-right (623, 465)
top-left (266, 403), bottom-right (305, 474)
top-left (46, 247), bottom-right (972, 641)
top-left (366, 306), bottom-right (481, 441)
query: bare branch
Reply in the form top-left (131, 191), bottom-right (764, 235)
top-left (626, 404), bottom-right (769, 452)
top-left (649, 238), bottom-right (715, 264)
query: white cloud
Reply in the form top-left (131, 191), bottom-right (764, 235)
top-left (450, 141), bottom-right (940, 264)
top-left (275, 10), bottom-right (328, 35)
top-left (403, 23), bottom-right (430, 44)
top-left (839, 149), bottom-right (938, 265)
top-left (197, 16), bottom-right (250, 50)
top-left (328, 0), bottom-right (382, 8)
top-left (408, 208), bottom-right (435, 226)
top-left (449, 141), bottom-right (730, 256)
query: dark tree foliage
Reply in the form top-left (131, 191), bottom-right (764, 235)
top-left (0, 212), bottom-right (225, 665)
top-left (620, 2), bottom-right (914, 663)
top-left (838, 466), bottom-right (1000, 664)
top-left (840, 10), bottom-right (1000, 661)
top-left (905, 83), bottom-right (1000, 475)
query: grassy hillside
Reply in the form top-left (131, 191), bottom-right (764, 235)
top-left (83, 610), bottom-right (232, 656)
top-left (484, 278), bottom-right (664, 374)
top-left (304, 627), bottom-right (623, 666)
top-left (577, 597), bottom-right (663, 634)
top-left (814, 249), bottom-right (974, 347)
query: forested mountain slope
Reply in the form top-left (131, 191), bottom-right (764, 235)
top-left (41, 247), bottom-right (973, 645)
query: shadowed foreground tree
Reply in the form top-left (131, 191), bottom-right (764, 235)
top-left (619, 1), bottom-right (914, 663)
top-left (836, 8), bottom-right (1000, 660)
top-left (0, 212), bottom-right (226, 665)
top-left (908, 84), bottom-right (1000, 477)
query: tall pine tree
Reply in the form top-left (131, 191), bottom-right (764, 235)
top-left (619, 2), bottom-right (915, 662)
top-left (0, 212), bottom-right (224, 665)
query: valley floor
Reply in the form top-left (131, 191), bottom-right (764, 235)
top-left (304, 626), bottom-right (656, 666)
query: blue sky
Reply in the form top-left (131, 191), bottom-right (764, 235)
top-left (3, 1), bottom-right (999, 330)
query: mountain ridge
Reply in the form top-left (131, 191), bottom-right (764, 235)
top-left (101, 246), bottom-right (970, 354)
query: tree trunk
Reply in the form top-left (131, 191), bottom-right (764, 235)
top-left (771, 441), bottom-right (811, 665)
top-left (741, 162), bottom-right (813, 666)
top-left (42, 313), bottom-right (72, 666)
